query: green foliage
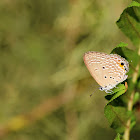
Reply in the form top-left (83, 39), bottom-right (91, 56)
top-left (114, 133), bottom-right (121, 140)
top-left (133, 92), bottom-right (140, 104)
top-left (105, 84), bottom-right (126, 104)
top-left (104, 105), bottom-right (130, 133)
top-left (116, 1), bottom-right (140, 47)
top-left (104, 1), bottom-right (140, 140)
top-left (104, 41), bottom-right (139, 140)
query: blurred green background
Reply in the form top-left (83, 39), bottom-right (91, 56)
top-left (0, 0), bottom-right (139, 140)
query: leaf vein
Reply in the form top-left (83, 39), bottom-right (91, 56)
top-left (111, 106), bottom-right (128, 128)
top-left (125, 12), bottom-right (140, 39)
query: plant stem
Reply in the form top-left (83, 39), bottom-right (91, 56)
top-left (123, 47), bottom-right (140, 140)
top-left (123, 91), bottom-right (135, 140)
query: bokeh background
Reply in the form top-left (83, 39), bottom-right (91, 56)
top-left (0, 0), bottom-right (139, 140)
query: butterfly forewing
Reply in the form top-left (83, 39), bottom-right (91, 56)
top-left (84, 52), bottom-right (107, 87)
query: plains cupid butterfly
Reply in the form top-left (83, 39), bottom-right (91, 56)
top-left (83, 51), bottom-right (129, 93)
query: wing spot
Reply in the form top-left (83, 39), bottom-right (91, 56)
top-left (100, 87), bottom-right (103, 90)
top-left (121, 62), bottom-right (124, 66)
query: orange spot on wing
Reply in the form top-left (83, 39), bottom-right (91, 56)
top-left (117, 62), bottom-right (125, 71)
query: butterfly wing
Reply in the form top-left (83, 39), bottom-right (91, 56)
top-left (83, 51), bottom-right (107, 87)
top-left (102, 54), bottom-right (128, 89)
top-left (84, 52), bottom-right (128, 90)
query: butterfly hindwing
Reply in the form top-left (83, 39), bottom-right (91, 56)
top-left (83, 51), bottom-right (129, 92)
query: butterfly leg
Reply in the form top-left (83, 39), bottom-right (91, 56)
top-left (105, 89), bottom-right (114, 94)
top-left (99, 86), bottom-right (113, 94)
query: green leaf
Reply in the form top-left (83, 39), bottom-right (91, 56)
top-left (129, 112), bottom-right (136, 130)
top-left (112, 84), bottom-right (126, 93)
top-left (105, 84), bottom-right (126, 104)
top-left (130, 120), bottom-right (136, 130)
top-left (105, 84), bottom-right (126, 102)
top-left (104, 105), bottom-right (131, 133)
top-left (108, 90), bottom-right (126, 104)
top-left (115, 42), bottom-right (128, 48)
top-left (114, 133), bottom-right (121, 140)
top-left (116, 1), bottom-right (140, 47)
top-left (134, 0), bottom-right (140, 4)
top-left (133, 92), bottom-right (140, 104)
top-left (138, 81), bottom-right (140, 88)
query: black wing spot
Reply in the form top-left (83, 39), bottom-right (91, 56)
top-left (100, 87), bottom-right (103, 90)
top-left (104, 76), bottom-right (107, 78)
top-left (103, 67), bottom-right (105, 69)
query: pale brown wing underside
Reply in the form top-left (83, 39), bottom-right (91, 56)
top-left (83, 51), bottom-right (128, 90)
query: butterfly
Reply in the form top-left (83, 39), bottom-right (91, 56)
top-left (83, 51), bottom-right (129, 93)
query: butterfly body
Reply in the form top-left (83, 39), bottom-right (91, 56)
top-left (83, 51), bottom-right (129, 93)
